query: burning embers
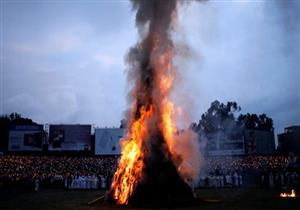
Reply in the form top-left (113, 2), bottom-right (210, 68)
top-left (280, 190), bottom-right (296, 198)
top-left (108, 0), bottom-right (201, 206)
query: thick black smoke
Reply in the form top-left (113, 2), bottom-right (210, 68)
top-left (127, 0), bottom-right (207, 183)
top-left (111, 0), bottom-right (206, 205)
top-left (126, 0), bottom-right (177, 120)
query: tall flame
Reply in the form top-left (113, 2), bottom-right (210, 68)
top-left (111, 106), bottom-right (154, 204)
top-left (110, 38), bottom-right (178, 205)
top-left (110, 0), bottom-right (201, 205)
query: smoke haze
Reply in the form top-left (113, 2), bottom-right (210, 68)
top-left (2, 0), bottom-right (299, 142)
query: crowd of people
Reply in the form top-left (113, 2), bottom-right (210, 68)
top-left (204, 155), bottom-right (296, 174)
top-left (0, 155), bottom-right (118, 191)
top-left (200, 155), bottom-right (300, 189)
top-left (0, 155), bottom-right (299, 191)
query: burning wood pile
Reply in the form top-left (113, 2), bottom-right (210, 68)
top-left (107, 0), bottom-right (203, 207)
top-left (280, 190), bottom-right (296, 198)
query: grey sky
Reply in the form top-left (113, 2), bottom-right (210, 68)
top-left (1, 0), bottom-right (299, 137)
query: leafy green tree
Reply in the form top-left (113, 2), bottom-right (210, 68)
top-left (196, 100), bottom-right (241, 133)
top-left (193, 101), bottom-right (274, 133)
top-left (237, 113), bottom-right (273, 131)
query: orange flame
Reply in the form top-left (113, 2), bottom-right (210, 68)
top-left (280, 189), bottom-right (296, 198)
top-left (155, 50), bottom-right (177, 155)
top-left (110, 43), bottom-right (180, 204)
top-left (109, 21), bottom-right (198, 203)
top-left (111, 105), bottom-right (154, 204)
top-left (109, 0), bottom-right (205, 205)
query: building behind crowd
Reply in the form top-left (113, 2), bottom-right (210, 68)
top-left (202, 129), bottom-right (275, 156)
top-left (8, 124), bottom-right (46, 151)
top-left (47, 124), bottom-right (92, 151)
top-left (7, 122), bottom-right (277, 156)
top-left (244, 129), bottom-right (275, 155)
top-left (94, 128), bottom-right (124, 155)
top-left (277, 125), bottom-right (300, 155)
top-left (203, 131), bottom-right (245, 156)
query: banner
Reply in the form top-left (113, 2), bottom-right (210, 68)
top-left (205, 131), bottom-right (245, 156)
top-left (8, 125), bottom-right (44, 151)
top-left (48, 125), bottom-right (91, 151)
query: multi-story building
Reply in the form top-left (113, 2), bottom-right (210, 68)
top-left (278, 126), bottom-right (300, 155)
top-left (243, 129), bottom-right (275, 155)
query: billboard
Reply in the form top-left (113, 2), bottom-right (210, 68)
top-left (95, 128), bottom-right (124, 155)
top-left (48, 124), bottom-right (91, 151)
top-left (8, 125), bottom-right (44, 151)
top-left (205, 131), bottom-right (245, 156)
top-left (244, 129), bottom-right (275, 155)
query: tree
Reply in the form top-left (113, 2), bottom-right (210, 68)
top-left (196, 100), bottom-right (241, 133)
top-left (194, 100), bottom-right (274, 133)
top-left (237, 113), bottom-right (273, 131)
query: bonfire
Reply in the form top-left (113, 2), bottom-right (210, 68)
top-left (108, 0), bottom-right (203, 206)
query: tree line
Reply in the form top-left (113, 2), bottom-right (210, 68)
top-left (191, 100), bottom-right (273, 134)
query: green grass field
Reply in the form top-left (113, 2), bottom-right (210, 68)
top-left (0, 188), bottom-right (299, 210)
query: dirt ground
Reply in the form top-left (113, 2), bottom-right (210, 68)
top-left (0, 188), bottom-right (299, 210)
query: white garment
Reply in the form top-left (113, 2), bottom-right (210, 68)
top-left (226, 175), bottom-right (231, 185)
top-left (234, 173), bottom-right (239, 187)
top-left (269, 174), bottom-right (274, 189)
top-left (239, 175), bottom-right (243, 186)
top-left (101, 177), bottom-right (106, 189)
top-left (220, 176), bottom-right (224, 187)
top-left (92, 177), bottom-right (98, 189)
top-left (64, 178), bottom-right (68, 188)
top-left (34, 179), bottom-right (39, 192)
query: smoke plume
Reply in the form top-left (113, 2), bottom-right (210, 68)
top-left (127, 0), bottom-right (203, 182)
top-left (111, 0), bottom-right (206, 204)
